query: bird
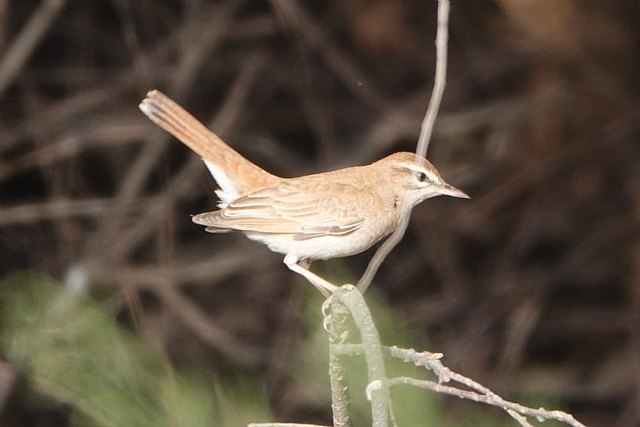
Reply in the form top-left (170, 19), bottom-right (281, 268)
top-left (139, 90), bottom-right (468, 296)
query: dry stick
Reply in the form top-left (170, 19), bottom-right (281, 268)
top-left (415, 0), bottom-right (449, 159)
top-left (507, 411), bottom-right (534, 427)
top-left (387, 377), bottom-right (585, 427)
top-left (0, 197), bottom-right (149, 225)
top-left (111, 0), bottom-right (151, 79)
top-left (270, 0), bottom-right (384, 109)
top-left (357, 0), bottom-right (450, 294)
top-left (0, 120), bottom-right (147, 181)
top-left (0, 10), bottom-right (275, 152)
top-left (344, 86), bottom-right (550, 168)
top-left (0, 28), bottom-right (186, 153)
top-left (155, 285), bottom-right (265, 366)
top-left (0, 0), bottom-right (65, 96)
top-left (1, 71), bottom-right (141, 152)
top-left (336, 344), bottom-right (586, 427)
top-left (116, 248), bottom-right (274, 290)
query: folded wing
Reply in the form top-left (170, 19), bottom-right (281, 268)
top-left (192, 180), bottom-right (367, 240)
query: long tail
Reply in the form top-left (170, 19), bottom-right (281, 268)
top-left (139, 90), bottom-right (281, 193)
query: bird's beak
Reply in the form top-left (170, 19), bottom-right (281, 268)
top-left (438, 183), bottom-right (470, 199)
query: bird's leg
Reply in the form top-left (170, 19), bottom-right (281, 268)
top-left (298, 258), bottom-right (312, 269)
top-left (284, 255), bottom-right (337, 297)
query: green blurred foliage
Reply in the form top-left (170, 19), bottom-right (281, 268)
top-left (0, 272), bottom-right (270, 427)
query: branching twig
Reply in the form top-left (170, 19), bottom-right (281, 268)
top-left (256, 291), bottom-right (590, 425)
top-left (324, 293), bottom-right (587, 427)
top-left (387, 376), bottom-right (585, 427)
top-left (0, 197), bottom-right (148, 225)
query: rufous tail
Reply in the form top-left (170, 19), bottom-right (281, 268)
top-left (139, 90), bottom-right (281, 193)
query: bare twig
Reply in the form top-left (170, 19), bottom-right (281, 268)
top-left (415, 0), bottom-right (449, 159)
top-left (114, 248), bottom-right (276, 290)
top-left (155, 284), bottom-right (265, 366)
top-left (270, 0), bottom-right (384, 108)
top-left (388, 376), bottom-right (586, 427)
top-left (0, 120), bottom-right (146, 181)
top-left (385, 345), bottom-right (585, 426)
top-left (356, 214), bottom-right (410, 293)
top-left (357, 0), bottom-right (450, 293)
top-left (0, 0), bottom-right (66, 96)
top-left (326, 287), bottom-right (587, 427)
top-left (0, 197), bottom-right (149, 225)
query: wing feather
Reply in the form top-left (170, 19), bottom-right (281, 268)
top-left (192, 180), bottom-right (368, 238)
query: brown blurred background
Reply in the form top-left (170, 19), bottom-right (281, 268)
top-left (1, 0), bottom-right (639, 426)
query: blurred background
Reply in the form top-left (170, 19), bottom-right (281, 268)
top-left (1, 0), bottom-right (639, 426)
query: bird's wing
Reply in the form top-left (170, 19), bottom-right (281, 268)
top-left (192, 180), bottom-right (369, 239)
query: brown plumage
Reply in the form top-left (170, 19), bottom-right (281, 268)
top-left (139, 90), bottom-right (468, 295)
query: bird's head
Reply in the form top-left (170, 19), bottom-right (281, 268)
top-left (382, 152), bottom-right (469, 207)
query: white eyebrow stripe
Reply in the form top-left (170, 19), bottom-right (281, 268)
top-left (400, 162), bottom-right (440, 183)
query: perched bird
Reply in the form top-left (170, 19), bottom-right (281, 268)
top-left (139, 90), bottom-right (468, 295)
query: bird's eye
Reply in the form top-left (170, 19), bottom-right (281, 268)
top-left (415, 171), bottom-right (427, 182)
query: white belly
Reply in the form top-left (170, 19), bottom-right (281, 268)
top-left (244, 225), bottom-right (390, 260)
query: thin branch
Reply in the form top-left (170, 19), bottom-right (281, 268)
top-left (388, 376), bottom-right (586, 427)
top-left (0, 0), bottom-right (66, 96)
top-left (356, 214), bottom-right (410, 293)
top-left (0, 197), bottom-right (148, 225)
top-left (358, 0), bottom-right (450, 293)
top-left (506, 410), bottom-right (534, 427)
top-left (154, 284), bottom-right (265, 366)
top-left (416, 0), bottom-right (449, 158)
top-left (112, 248), bottom-right (275, 290)
top-left (0, 121), bottom-right (147, 181)
top-left (270, 0), bottom-right (384, 108)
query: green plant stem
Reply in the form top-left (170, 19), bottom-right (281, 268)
top-left (331, 286), bottom-right (390, 427)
